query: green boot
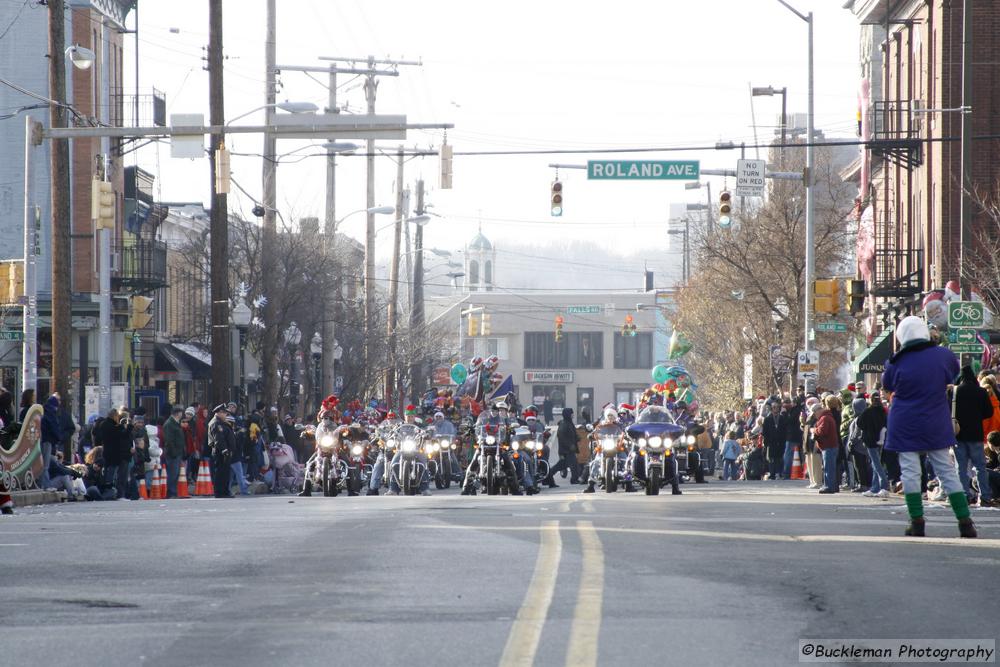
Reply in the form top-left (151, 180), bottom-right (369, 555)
top-left (948, 492), bottom-right (977, 538)
top-left (904, 492), bottom-right (925, 537)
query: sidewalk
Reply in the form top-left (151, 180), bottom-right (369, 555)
top-left (11, 489), bottom-right (64, 507)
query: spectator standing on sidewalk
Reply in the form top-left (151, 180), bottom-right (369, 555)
top-left (857, 393), bottom-right (889, 497)
top-left (813, 399), bottom-right (840, 494)
top-left (882, 316), bottom-right (974, 537)
top-left (720, 431), bottom-right (741, 481)
top-left (953, 365), bottom-right (995, 507)
top-left (162, 407), bottom-right (186, 499)
top-left (761, 402), bottom-right (787, 480)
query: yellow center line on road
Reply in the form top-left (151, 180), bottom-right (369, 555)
top-left (566, 521), bottom-right (604, 667)
top-left (498, 521), bottom-right (562, 667)
top-left (414, 524), bottom-right (1000, 549)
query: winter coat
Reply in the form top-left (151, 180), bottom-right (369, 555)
top-left (556, 419), bottom-right (579, 456)
top-left (954, 379), bottom-right (993, 443)
top-left (983, 390), bottom-right (1000, 441)
top-left (41, 396), bottom-right (63, 445)
top-left (812, 409), bottom-right (839, 451)
top-left (881, 342), bottom-right (960, 452)
top-left (784, 403), bottom-right (804, 442)
top-left (208, 416), bottom-right (235, 456)
top-left (97, 418), bottom-right (131, 466)
top-left (144, 425), bottom-right (162, 472)
top-left (721, 438), bottom-right (742, 461)
top-left (761, 413), bottom-right (786, 457)
top-left (162, 417), bottom-right (186, 459)
top-left (856, 404), bottom-right (887, 448)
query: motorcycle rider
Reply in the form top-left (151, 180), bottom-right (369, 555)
top-left (461, 399), bottom-right (522, 496)
top-left (383, 406), bottom-right (432, 496)
top-left (585, 406), bottom-right (627, 493)
top-left (430, 411), bottom-right (461, 482)
top-left (367, 411), bottom-right (401, 495)
top-left (299, 407), bottom-right (341, 497)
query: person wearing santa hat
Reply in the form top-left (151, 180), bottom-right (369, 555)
top-left (882, 315), bottom-right (975, 537)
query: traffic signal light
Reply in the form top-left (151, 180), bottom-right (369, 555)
top-left (550, 180), bottom-right (563, 217)
top-left (847, 279), bottom-right (865, 315)
top-left (718, 191), bottom-right (732, 229)
top-left (622, 313), bottom-right (637, 337)
top-left (467, 314), bottom-right (479, 337)
top-left (813, 279), bottom-right (840, 315)
top-left (91, 179), bottom-right (115, 229)
top-left (129, 295), bottom-right (154, 329)
top-left (554, 315), bottom-right (564, 342)
top-left (481, 313), bottom-right (491, 336)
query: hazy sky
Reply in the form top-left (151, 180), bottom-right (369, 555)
top-left (125, 0), bottom-right (860, 267)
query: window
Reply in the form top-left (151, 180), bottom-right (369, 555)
top-left (469, 260), bottom-right (479, 284)
top-left (614, 332), bottom-right (652, 369)
top-left (472, 337), bottom-right (509, 360)
top-left (524, 332), bottom-right (602, 369)
top-left (485, 260), bottom-right (492, 284)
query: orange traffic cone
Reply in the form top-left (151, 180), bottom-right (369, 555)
top-left (791, 447), bottom-right (804, 480)
top-left (178, 464), bottom-right (190, 498)
top-left (159, 466), bottom-right (168, 499)
top-left (138, 478), bottom-right (149, 500)
top-left (151, 465), bottom-right (161, 500)
top-left (196, 460), bottom-right (215, 496)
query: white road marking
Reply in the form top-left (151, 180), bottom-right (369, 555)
top-left (498, 521), bottom-right (562, 667)
top-left (566, 521), bottom-right (604, 667)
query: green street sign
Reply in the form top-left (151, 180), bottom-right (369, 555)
top-left (948, 328), bottom-right (978, 345)
top-left (566, 305), bottom-right (602, 314)
top-left (948, 301), bottom-right (984, 328)
top-left (815, 322), bottom-right (847, 333)
top-left (950, 343), bottom-right (985, 354)
top-left (0, 331), bottom-right (23, 341)
top-left (587, 160), bottom-right (699, 180)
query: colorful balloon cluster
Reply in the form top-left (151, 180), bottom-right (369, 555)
top-left (645, 365), bottom-right (699, 415)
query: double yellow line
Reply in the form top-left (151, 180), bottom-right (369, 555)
top-left (498, 521), bottom-right (604, 667)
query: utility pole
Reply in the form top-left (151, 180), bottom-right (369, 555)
top-left (318, 55), bottom-right (421, 392)
top-left (385, 146), bottom-right (405, 409)
top-left (410, 179), bottom-right (426, 404)
top-left (959, 0), bottom-right (973, 297)
top-left (22, 116), bottom-right (39, 400)
top-left (260, 0), bottom-right (278, 406)
top-left (48, 0), bottom-right (71, 408)
top-left (208, 0), bottom-right (230, 407)
top-left (323, 65), bottom-right (338, 399)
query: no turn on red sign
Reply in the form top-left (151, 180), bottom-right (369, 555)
top-left (736, 159), bottom-right (766, 197)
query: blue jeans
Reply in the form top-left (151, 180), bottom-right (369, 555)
top-left (370, 453), bottom-right (387, 491)
top-left (722, 459), bottom-right (739, 481)
top-left (782, 442), bottom-right (797, 478)
top-left (165, 456), bottom-right (182, 498)
top-left (954, 440), bottom-right (991, 501)
top-left (866, 446), bottom-right (889, 494)
top-left (40, 441), bottom-right (53, 489)
top-left (230, 461), bottom-right (249, 495)
top-left (821, 447), bottom-right (838, 492)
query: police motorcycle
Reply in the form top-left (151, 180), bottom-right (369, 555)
top-left (390, 423), bottom-right (429, 496)
top-left (625, 405), bottom-right (686, 496)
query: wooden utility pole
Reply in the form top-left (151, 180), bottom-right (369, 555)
top-left (208, 0), bottom-right (230, 407)
top-left (48, 0), bottom-right (71, 411)
top-left (384, 147), bottom-right (405, 410)
top-left (260, 0), bottom-right (278, 406)
top-left (409, 180), bottom-right (425, 404)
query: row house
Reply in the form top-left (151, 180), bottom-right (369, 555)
top-left (844, 0), bottom-right (1000, 378)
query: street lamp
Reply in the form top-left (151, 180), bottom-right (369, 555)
top-left (310, 331), bottom-right (323, 409)
top-left (751, 85), bottom-right (789, 164)
top-left (283, 321), bottom-right (302, 416)
top-left (774, 0), bottom-right (816, 388)
top-left (226, 100), bottom-right (319, 127)
top-left (230, 295), bottom-right (252, 410)
top-left (66, 44), bottom-right (95, 70)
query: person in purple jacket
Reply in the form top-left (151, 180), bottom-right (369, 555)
top-left (882, 316), bottom-right (975, 538)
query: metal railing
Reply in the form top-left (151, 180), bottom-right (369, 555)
top-left (112, 238), bottom-right (168, 293)
top-left (872, 100), bottom-right (920, 141)
top-left (871, 248), bottom-right (923, 298)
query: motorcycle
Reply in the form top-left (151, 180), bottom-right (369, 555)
top-left (595, 433), bottom-right (628, 493)
top-left (626, 405), bottom-right (686, 496)
top-left (390, 423), bottom-right (427, 496)
top-left (478, 429), bottom-right (507, 496)
top-left (425, 436), bottom-right (458, 489)
top-left (336, 425), bottom-right (372, 496)
top-left (313, 426), bottom-right (340, 497)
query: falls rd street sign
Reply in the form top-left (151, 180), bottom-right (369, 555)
top-left (587, 160), bottom-right (699, 180)
top-left (735, 159), bottom-right (766, 197)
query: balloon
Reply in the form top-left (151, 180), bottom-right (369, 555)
top-left (665, 379), bottom-right (678, 392)
top-left (450, 363), bottom-right (468, 385)
top-left (652, 365), bottom-right (669, 384)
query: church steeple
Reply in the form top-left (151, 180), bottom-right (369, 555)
top-left (465, 226), bottom-right (496, 293)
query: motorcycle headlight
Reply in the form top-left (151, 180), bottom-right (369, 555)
top-left (428, 443), bottom-right (439, 452)
top-left (387, 439), bottom-right (397, 448)
top-left (486, 435), bottom-right (496, 445)
top-left (648, 436), bottom-right (662, 448)
top-left (320, 435), bottom-right (334, 448)
top-left (401, 439), bottom-right (417, 453)
top-left (638, 437), bottom-right (647, 447)
top-left (351, 444), bottom-right (363, 456)
top-left (442, 442), bottom-right (452, 450)
top-left (665, 437), bottom-right (674, 447)
top-left (535, 441), bottom-right (544, 452)
top-left (602, 437), bottom-right (615, 449)
top-left (687, 435), bottom-right (696, 445)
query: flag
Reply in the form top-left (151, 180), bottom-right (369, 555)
top-left (489, 375), bottom-right (514, 402)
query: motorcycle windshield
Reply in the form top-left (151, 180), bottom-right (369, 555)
top-left (395, 424), bottom-right (423, 441)
top-left (627, 407), bottom-right (685, 440)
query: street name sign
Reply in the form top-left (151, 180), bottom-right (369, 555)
top-left (950, 343), bottom-right (985, 354)
top-left (735, 159), bottom-right (766, 197)
top-left (0, 331), bottom-right (23, 341)
top-left (587, 160), bottom-right (699, 180)
top-left (948, 301), bottom-right (985, 328)
top-left (815, 322), bottom-right (847, 333)
top-left (565, 305), bottom-right (602, 314)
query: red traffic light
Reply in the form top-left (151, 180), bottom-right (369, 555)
top-left (555, 315), bottom-right (564, 326)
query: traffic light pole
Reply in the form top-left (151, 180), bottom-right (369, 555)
top-left (22, 116), bottom-right (38, 398)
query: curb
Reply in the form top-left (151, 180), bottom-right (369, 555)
top-left (11, 489), bottom-right (64, 507)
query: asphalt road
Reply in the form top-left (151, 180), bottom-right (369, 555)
top-left (2, 480), bottom-right (998, 667)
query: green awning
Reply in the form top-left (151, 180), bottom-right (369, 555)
top-left (853, 326), bottom-right (894, 376)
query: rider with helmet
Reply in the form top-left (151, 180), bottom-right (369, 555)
top-left (461, 399), bottom-right (522, 495)
top-left (299, 404), bottom-right (342, 496)
top-left (584, 405), bottom-right (628, 493)
top-left (367, 411), bottom-right (403, 495)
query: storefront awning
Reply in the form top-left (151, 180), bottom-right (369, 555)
top-left (154, 343), bottom-right (192, 381)
top-left (854, 326), bottom-right (894, 377)
top-left (170, 343), bottom-right (212, 380)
